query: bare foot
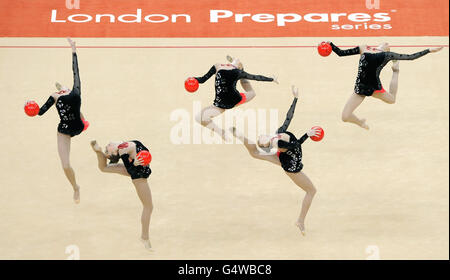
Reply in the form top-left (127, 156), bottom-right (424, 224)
top-left (73, 186), bottom-right (80, 204)
top-left (90, 140), bottom-right (102, 152)
top-left (295, 221), bottom-right (306, 236)
top-left (360, 118), bottom-right (370, 130)
top-left (140, 238), bottom-right (153, 251)
top-left (392, 60), bottom-right (400, 72)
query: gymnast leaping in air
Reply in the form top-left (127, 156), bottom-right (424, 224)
top-left (31, 38), bottom-right (89, 203)
top-left (193, 55), bottom-right (278, 140)
top-left (90, 140), bottom-right (153, 251)
top-left (230, 86), bottom-right (322, 235)
top-left (329, 42), bottom-right (443, 129)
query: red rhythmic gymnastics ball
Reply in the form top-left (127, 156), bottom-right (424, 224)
top-left (137, 150), bottom-right (152, 166)
top-left (317, 42), bottom-right (332, 57)
top-left (24, 101), bottom-right (40, 117)
top-left (310, 126), bottom-right (325, 142)
top-left (185, 77), bottom-right (199, 93)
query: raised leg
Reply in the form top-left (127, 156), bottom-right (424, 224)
top-left (90, 140), bottom-right (129, 176)
top-left (229, 127), bottom-right (280, 165)
top-left (372, 61), bottom-right (400, 104)
top-left (195, 105), bottom-right (227, 140)
top-left (239, 79), bottom-right (256, 104)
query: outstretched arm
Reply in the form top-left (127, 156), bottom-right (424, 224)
top-left (277, 139), bottom-right (300, 150)
top-left (277, 133), bottom-right (308, 149)
top-left (38, 96), bottom-right (55, 116)
top-left (299, 127), bottom-right (323, 144)
top-left (329, 42), bottom-right (361, 56)
top-left (195, 65), bottom-right (216, 84)
top-left (67, 38), bottom-right (80, 92)
top-left (298, 133), bottom-right (309, 145)
top-left (385, 47), bottom-right (442, 61)
top-left (238, 70), bottom-right (275, 82)
top-left (384, 49), bottom-right (431, 62)
top-left (277, 127), bottom-right (321, 149)
top-left (277, 85), bottom-right (299, 133)
top-left (72, 53), bottom-right (80, 91)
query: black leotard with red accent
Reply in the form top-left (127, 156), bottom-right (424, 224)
top-left (330, 42), bottom-right (430, 96)
top-left (38, 53), bottom-right (84, 137)
top-left (120, 140), bottom-right (152, 180)
top-left (195, 65), bottom-right (273, 109)
top-left (276, 97), bottom-right (309, 173)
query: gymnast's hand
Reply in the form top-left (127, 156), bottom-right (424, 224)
top-left (67, 38), bottom-right (77, 53)
top-left (133, 155), bottom-right (145, 166)
top-left (307, 127), bottom-right (322, 137)
top-left (429, 47), bottom-right (443, 53)
top-left (291, 85), bottom-right (299, 98)
top-left (271, 75), bottom-right (279, 84)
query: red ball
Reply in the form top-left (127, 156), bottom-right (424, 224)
top-left (185, 77), bottom-right (199, 93)
top-left (137, 150), bottom-right (152, 166)
top-left (24, 101), bottom-right (40, 117)
top-left (317, 42), bottom-right (332, 57)
top-left (310, 126), bottom-right (324, 142)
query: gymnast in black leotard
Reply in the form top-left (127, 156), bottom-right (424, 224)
top-left (230, 85), bottom-right (322, 235)
top-left (329, 42), bottom-right (443, 129)
top-left (275, 97), bottom-right (310, 173)
top-left (90, 139), bottom-right (153, 251)
top-left (32, 38), bottom-right (88, 204)
top-left (38, 51), bottom-right (85, 137)
top-left (192, 56), bottom-right (278, 141)
top-left (195, 63), bottom-right (274, 109)
top-left (118, 140), bottom-right (152, 180)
